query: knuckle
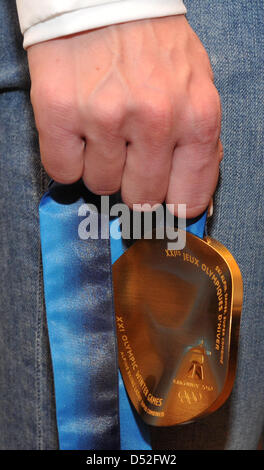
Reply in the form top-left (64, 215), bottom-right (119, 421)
top-left (122, 191), bottom-right (163, 210)
top-left (42, 161), bottom-right (82, 184)
top-left (91, 100), bottom-right (126, 135)
top-left (188, 89), bottom-right (221, 144)
top-left (196, 118), bottom-right (220, 145)
top-left (31, 83), bottom-right (75, 132)
top-left (139, 98), bottom-right (174, 137)
top-left (87, 181), bottom-right (121, 196)
top-left (48, 171), bottom-right (80, 185)
top-left (185, 202), bottom-right (209, 218)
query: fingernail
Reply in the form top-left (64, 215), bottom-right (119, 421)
top-left (208, 197), bottom-right (214, 217)
top-left (219, 140), bottom-right (224, 161)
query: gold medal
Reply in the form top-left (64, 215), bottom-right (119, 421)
top-left (112, 230), bottom-right (243, 426)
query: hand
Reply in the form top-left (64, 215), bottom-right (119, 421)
top-left (27, 15), bottom-right (222, 217)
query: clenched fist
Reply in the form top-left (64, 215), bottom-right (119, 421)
top-left (27, 15), bottom-right (222, 217)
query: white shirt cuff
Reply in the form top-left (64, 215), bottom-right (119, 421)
top-left (16, 0), bottom-right (186, 48)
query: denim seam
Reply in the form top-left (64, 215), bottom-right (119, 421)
top-left (35, 167), bottom-right (46, 450)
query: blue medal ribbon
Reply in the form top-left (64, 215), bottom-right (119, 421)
top-left (39, 181), bottom-right (206, 450)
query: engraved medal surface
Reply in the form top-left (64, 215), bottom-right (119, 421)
top-left (113, 231), bottom-right (243, 426)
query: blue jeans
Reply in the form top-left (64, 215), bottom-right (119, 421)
top-left (0, 0), bottom-right (263, 449)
